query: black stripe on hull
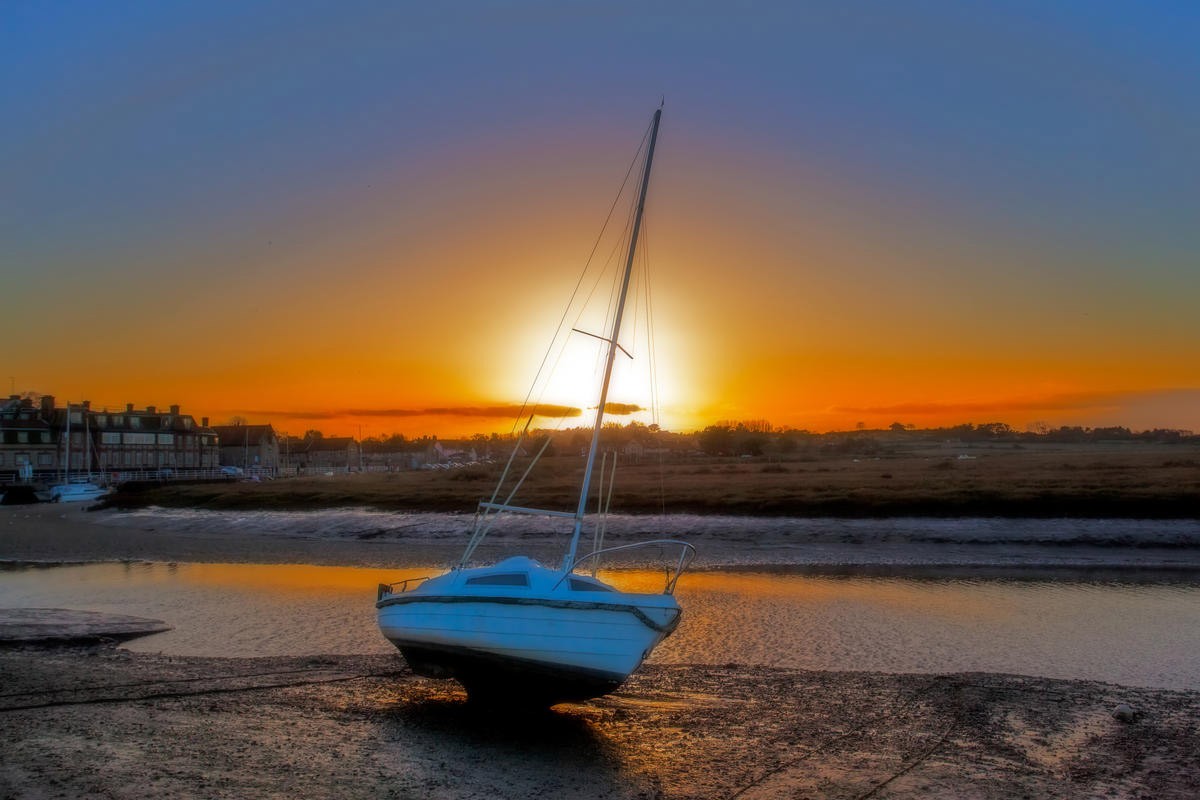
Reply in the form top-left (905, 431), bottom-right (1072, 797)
top-left (392, 640), bottom-right (626, 706)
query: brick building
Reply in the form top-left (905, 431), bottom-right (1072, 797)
top-left (0, 395), bottom-right (220, 484)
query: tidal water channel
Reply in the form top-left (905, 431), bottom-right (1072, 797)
top-left (3, 561), bottom-right (1198, 690)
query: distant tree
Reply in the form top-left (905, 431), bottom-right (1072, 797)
top-left (228, 416), bottom-right (246, 426)
top-left (303, 429), bottom-right (324, 443)
top-left (776, 433), bottom-right (798, 454)
top-left (698, 425), bottom-right (734, 456)
top-left (889, 421), bottom-right (907, 433)
top-left (736, 432), bottom-right (767, 456)
top-left (976, 422), bottom-right (1013, 438)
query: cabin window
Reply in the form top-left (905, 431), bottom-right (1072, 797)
top-left (465, 573), bottom-right (529, 587)
top-left (569, 578), bottom-right (615, 592)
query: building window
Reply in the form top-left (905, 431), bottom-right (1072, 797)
top-left (17, 432), bottom-right (27, 443)
top-left (38, 453), bottom-right (53, 466)
top-left (112, 416), bottom-right (124, 427)
top-left (96, 415), bottom-right (107, 426)
top-left (158, 434), bottom-right (175, 445)
top-left (130, 417), bottom-right (142, 429)
top-left (102, 432), bottom-right (121, 445)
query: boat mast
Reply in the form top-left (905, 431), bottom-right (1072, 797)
top-left (563, 106), bottom-right (663, 570)
top-left (63, 403), bottom-right (71, 484)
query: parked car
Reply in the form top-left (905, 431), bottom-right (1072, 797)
top-left (220, 466), bottom-right (244, 477)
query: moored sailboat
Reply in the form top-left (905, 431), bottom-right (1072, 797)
top-left (47, 402), bottom-right (108, 503)
top-left (376, 106), bottom-right (693, 705)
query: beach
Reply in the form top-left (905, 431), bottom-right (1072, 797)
top-left (4, 646), bottom-right (1199, 799)
top-left (3, 504), bottom-right (1200, 797)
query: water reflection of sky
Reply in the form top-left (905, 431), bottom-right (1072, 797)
top-left (2, 562), bottom-right (1198, 690)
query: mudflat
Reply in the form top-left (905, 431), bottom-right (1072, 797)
top-left (2, 645), bottom-right (1198, 799)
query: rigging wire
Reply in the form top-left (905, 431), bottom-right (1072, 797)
top-left (526, 135), bottom-right (645, 434)
top-left (511, 121), bottom-right (653, 435)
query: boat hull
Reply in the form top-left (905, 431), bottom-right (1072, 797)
top-left (377, 590), bottom-right (680, 704)
top-left (396, 641), bottom-right (624, 704)
top-left (49, 483), bottom-right (107, 503)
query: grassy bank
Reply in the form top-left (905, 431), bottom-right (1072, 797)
top-left (101, 442), bottom-right (1200, 518)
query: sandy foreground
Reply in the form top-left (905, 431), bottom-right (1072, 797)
top-left (3, 505), bottom-right (1200, 797)
top-left (0, 645), bottom-right (1196, 799)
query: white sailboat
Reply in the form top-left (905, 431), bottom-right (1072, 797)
top-left (48, 403), bottom-right (108, 503)
top-left (376, 107), bottom-right (693, 705)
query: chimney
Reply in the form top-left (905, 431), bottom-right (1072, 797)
top-left (202, 416), bottom-right (209, 427)
top-left (126, 403), bottom-right (134, 413)
top-left (147, 405), bottom-right (156, 414)
top-left (170, 404), bottom-right (180, 415)
top-left (41, 395), bottom-right (55, 418)
top-left (82, 400), bottom-right (91, 410)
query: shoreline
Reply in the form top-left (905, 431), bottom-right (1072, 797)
top-left (2, 644), bottom-right (1197, 798)
top-left (4, 504), bottom-right (1200, 574)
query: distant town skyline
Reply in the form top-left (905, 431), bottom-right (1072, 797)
top-left (4, 3), bottom-right (1197, 438)
top-left (3, 389), bottom-right (1195, 442)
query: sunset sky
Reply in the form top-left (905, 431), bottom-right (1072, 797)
top-left (3, 2), bottom-right (1198, 437)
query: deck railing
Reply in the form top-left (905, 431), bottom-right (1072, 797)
top-left (557, 539), bottom-right (696, 595)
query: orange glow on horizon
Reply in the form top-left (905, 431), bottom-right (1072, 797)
top-left (9, 123), bottom-right (1198, 438)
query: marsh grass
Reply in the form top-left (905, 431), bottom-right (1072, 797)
top-left (105, 443), bottom-right (1200, 518)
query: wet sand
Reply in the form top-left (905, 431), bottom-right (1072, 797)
top-left (2, 645), bottom-right (1198, 799)
top-left (0, 504), bottom-right (427, 568)
top-left (6, 504), bottom-right (1200, 576)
